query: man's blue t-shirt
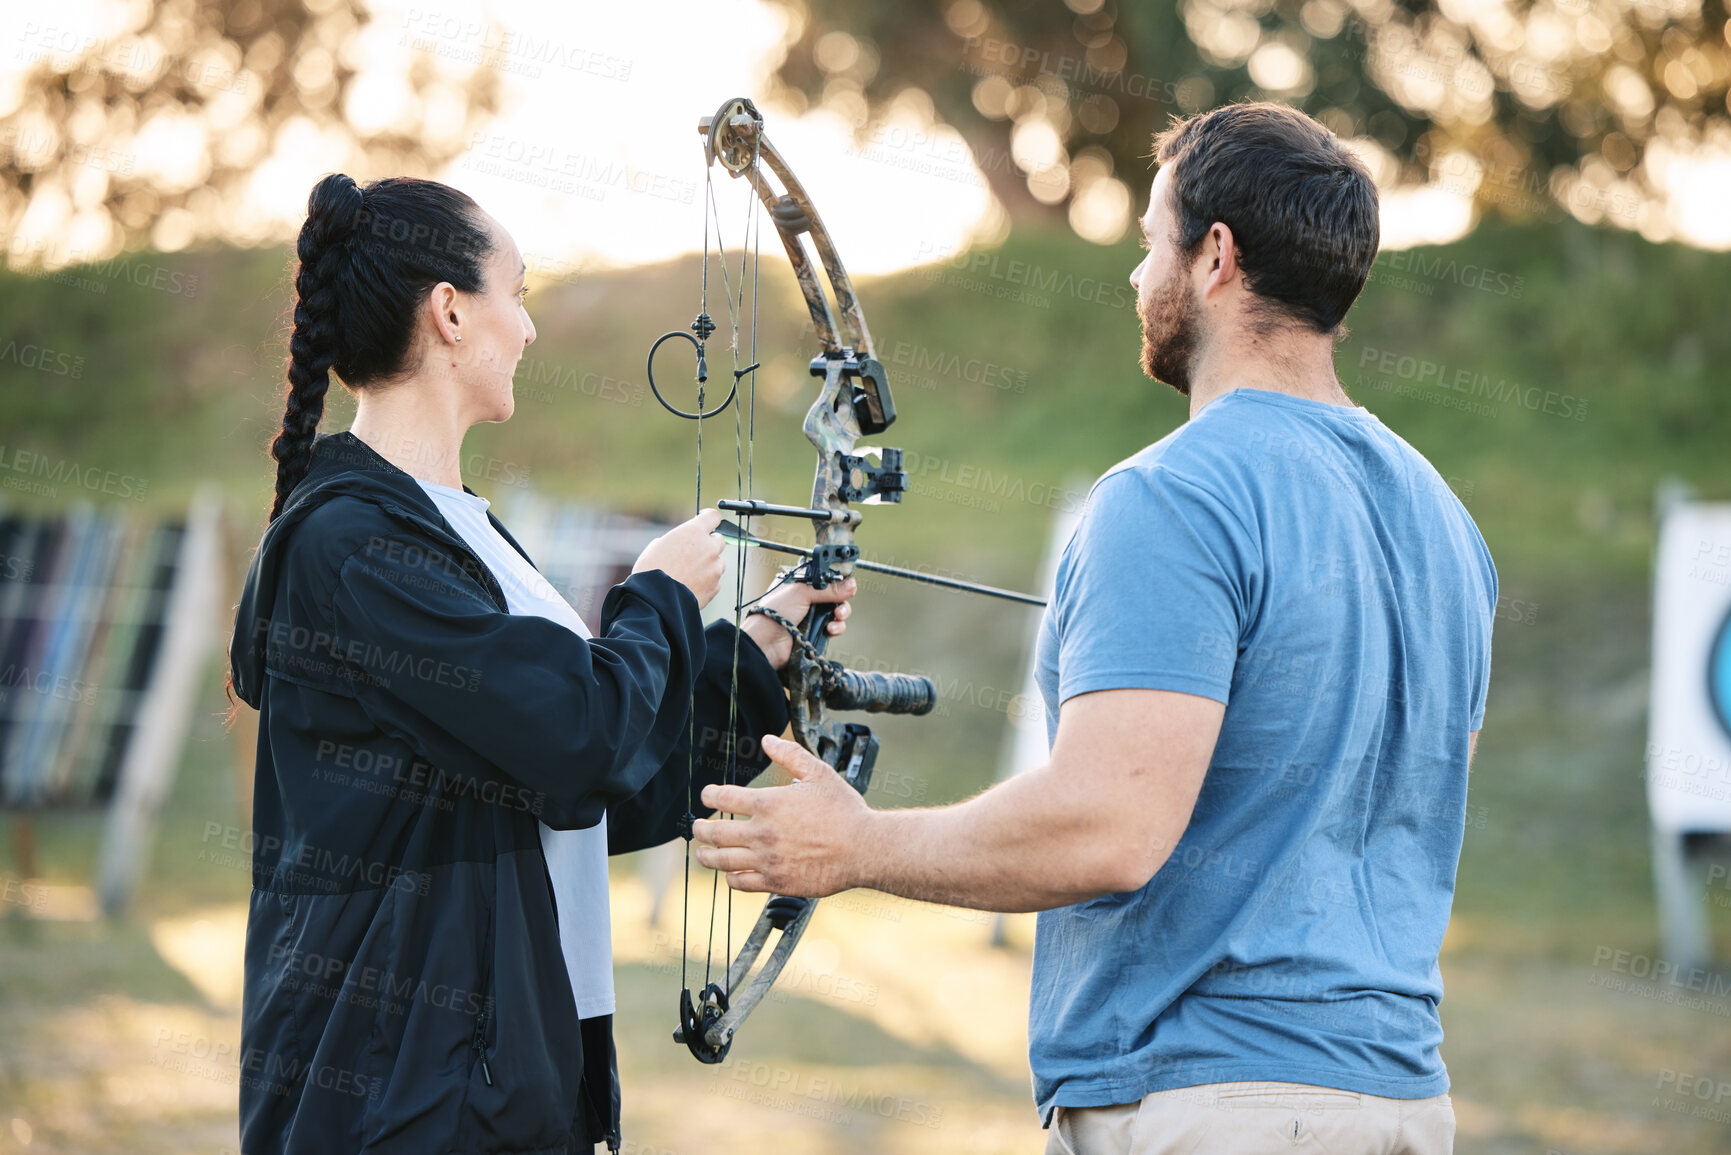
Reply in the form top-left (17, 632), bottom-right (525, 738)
top-left (1030, 388), bottom-right (1495, 1117)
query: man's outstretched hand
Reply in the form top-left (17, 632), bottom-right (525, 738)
top-left (691, 734), bottom-right (872, 897)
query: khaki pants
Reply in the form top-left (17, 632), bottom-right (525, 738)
top-left (1044, 1081), bottom-right (1455, 1155)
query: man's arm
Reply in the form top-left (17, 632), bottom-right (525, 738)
top-left (692, 687), bottom-right (1224, 913)
top-left (1469, 730), bottom-right (1479, 766)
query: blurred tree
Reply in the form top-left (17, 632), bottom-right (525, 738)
top-left (767, 0), bottom-right (1731, 244)
top-left (0, 0), bottom-right (502, 265)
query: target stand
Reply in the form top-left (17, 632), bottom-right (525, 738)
top-left (1647, 492), bottom-right (1731, 972)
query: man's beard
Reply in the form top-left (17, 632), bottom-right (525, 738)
top-left (1138, 265), bottom-right (1202, 396)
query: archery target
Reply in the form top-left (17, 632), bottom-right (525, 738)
top-left (1647, 503), bottom-right (1731, 833)
top-left (1712, 608), bottom-right (1731, 741)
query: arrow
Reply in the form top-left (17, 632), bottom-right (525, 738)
top-left (715, 519), bottom-right (1046, 607)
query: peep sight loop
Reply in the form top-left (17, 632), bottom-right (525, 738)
top-left (646, 326), bottom-right (737, 420)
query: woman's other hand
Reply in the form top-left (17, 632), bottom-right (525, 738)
top-left (741, 575), bottom-right (857, 670)
top-left (632, 509), bottom-right (726, 608)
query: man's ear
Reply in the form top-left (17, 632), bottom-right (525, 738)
top-left (1198, 222), bottom-right (1239, 298)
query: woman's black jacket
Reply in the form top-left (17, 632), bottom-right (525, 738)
top-left (227, 432), bottom-right (789, 1153)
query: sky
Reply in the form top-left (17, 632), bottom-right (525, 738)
top-left (3, 0), bottom-right (1729, 275)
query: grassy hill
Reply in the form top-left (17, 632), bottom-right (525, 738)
top-left (3, 217), bottom-right (1731, 1151)
top-left (3, 216), bottom-right (1728, 923)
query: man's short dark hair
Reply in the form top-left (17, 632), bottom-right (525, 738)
top-left (1153, 102), bottom-right (1378, 334)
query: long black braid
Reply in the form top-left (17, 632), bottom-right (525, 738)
top-left (268, 175), bottom-right (359, 521)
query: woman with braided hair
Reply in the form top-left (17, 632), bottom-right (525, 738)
top-left (228, 173), bottom-right (853, 1153)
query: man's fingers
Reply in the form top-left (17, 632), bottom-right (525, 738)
top-left (689, 816), bottom-right (740, 846)
top-left (690, 840), bottom-right (774, 890)
top-left (722, 871), bottom-right (771, 893)
top-left (692, 845), bottom-right (760, 873)
top-left (699, 784), bottom-right (757, 815)
top-left (762, 735), bottom-right (831, 781)
top-left (694, 507), bottom-right (723, 531)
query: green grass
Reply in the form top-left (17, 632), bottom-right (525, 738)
top-left (2, 216), bottom-right (1730, 1152)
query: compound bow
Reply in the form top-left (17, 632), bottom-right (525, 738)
top-left (647, 96), bottom-right (1034, 1064)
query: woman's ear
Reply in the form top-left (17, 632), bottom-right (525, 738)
top-left (427, 282), bottom-right (463, 345)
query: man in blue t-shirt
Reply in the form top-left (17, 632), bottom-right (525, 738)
top-left (693, 102), bottom-right (1493, 1155)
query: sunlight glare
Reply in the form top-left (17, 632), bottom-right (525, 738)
top-left (356, 0), bottom-right (996, 276)
top-left (1379, 184), bottom-right (1478, 249)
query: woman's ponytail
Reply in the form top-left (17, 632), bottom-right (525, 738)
top-left (269, 174), bottom-right (365, 522)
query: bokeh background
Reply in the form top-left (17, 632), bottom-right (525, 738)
top-left (2, 0), bottom-right (1730, 1152)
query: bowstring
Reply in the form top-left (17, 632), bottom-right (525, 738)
top-left (685, 131), bottom-right (763, 1006)
top-left (718, 129), bottom-right (763, 1001)
top-left (679, 157), bottom-right (716, 1011)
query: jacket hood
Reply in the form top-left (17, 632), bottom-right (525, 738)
top-left (228, 432), bottom-right (504, 708)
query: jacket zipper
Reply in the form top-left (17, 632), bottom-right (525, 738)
top-left (472, 1006), bottom-right (494, 1087)
top-left (473, 901), bottom-right (496, 1088)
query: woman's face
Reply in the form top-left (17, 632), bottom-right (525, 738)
top-left (453, 215), bottom-right (536, 424)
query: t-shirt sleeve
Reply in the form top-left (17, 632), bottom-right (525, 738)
top-left (1053, 466), bottom-right (1257, 709)
top-left (1468, 533), bottom-right (1497, 732)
